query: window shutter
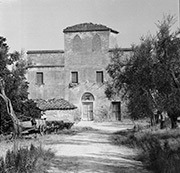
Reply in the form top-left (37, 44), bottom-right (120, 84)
top-left (36, 72), bottom-right (43, 85)
top-left (96, 71), bottom-right (103, 83)
top-left (71, 72), bottom-right (78, 83)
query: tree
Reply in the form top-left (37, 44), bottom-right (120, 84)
top-left (0, 37), bottom-right (41, 135)
top-left (106, 15), bottom-right (180, 128)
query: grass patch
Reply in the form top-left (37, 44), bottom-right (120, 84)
top-left (0, 144), bottom-right (54, 173)
top-left (111, 127), bottom-right (180, 173)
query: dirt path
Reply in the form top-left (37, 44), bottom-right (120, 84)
top-left (44, 122), bottom-right (150, 173)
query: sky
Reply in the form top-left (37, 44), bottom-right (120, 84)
top-left (0, 0), bottom-right (178, 53)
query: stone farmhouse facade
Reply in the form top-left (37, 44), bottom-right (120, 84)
top-left (26, 23), bottom-right (132, 121)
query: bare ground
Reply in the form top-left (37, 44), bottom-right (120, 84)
top-left (0, 121), bottom-right (151, 173)
top-left (45, 121), bottom-right (151, 173)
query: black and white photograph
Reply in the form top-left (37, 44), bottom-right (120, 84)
top-left (0, 0), bottom-right (179, 172)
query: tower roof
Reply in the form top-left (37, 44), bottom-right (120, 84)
top-left (63, 23), bottom-right (119, 34)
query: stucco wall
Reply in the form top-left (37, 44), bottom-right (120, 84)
top-left (45, 109), bottom-right (76, 122)
top-left (27, 52), bottom-right (64, 67)
top-left (109, 32), bottom-right (118, 48)
top-left (27, 52), bottom-right (66, 100)
top-left (67, 83), bottom-right (111, 121)
top-left (63, 30), bottom-right (112, 120)
top-left (27, 67), bottom-right (65, 99)
top-left (64, 31), bottom-right (109, 53)
top-left (26, 27), bottom-right (129, 121)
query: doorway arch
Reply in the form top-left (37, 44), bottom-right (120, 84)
top-left (81, 92), bottom-right (94, 121)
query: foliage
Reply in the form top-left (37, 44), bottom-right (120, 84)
top-left (94, 106), bottom-right (109, 122)
top-left (21, 99), bottom-right (42, 119)
top-left (0, 37), bottom-right (41, 134)
top-left (106, 15), bottom-right (180, 127)
top-left (138, 136), bottom-right (180, 173)
top-left (73, 109), bottom-right (81, 122)
top-left (111, 128), bottom-right (180, 173)
top-left (0, 144), bottom-right (54, 173)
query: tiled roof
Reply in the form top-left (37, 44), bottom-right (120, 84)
top-left (63, 23), bottom-right (119, 34)
top-left (108, 48), bottom-right (133, 52)
top-left (27, 50), bottom-right (64, 54)
top-left (35, 98), bottom-right (77, 111)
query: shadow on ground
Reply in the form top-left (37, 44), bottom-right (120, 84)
top-left (45, 122), bottom-right (151, 173)
top-left (48, 155), bottom-right (148, 173)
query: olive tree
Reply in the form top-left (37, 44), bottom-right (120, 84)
top-left (106, 15), bottom-right (180, 128)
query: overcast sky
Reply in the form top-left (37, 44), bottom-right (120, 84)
top-left (0, 0), bottom-right (178, 52)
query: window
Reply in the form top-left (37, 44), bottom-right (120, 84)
top-left (73, 35), bottom-right (82, 52)
top-left (111, 101), bottom-right (121, 121)
top-left (71, 72), bottom-right (78, 83)
top-left (96, 71), bottom-right (103, 83)
top-left (36, 72), bottom-right (43, 85)
top-left (92, 34), bottom-right (101, 52)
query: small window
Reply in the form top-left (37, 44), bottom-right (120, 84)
top-left (96, 71), bottom-right (103, 83)
top-left (71, 72), bottom-right (78, 83)
top-left (36, 72), bottom-right (43, 85)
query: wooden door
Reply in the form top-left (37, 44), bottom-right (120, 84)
top-left (112, 102), bottom-right (121, 121)
top-left (82, 102), bottom-right (93, 121)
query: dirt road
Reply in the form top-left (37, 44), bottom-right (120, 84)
top-left (44, 122), bottom-right (150, 173)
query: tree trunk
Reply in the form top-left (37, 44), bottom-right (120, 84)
top-left (0, 94), bottom-right (20, 136)
top-left (151, 112), bottom-right (157, 126)
top-left (0, 78), bottom-right (21, 137)
top-left (170, 116), bottom-right (178, 129)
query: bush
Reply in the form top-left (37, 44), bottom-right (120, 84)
top-left (140, 139), bottom-right (180, 173)
top-left (73, 110), bottom-right (81, 122)
top-left (45, 121), bottom-right (74, 134)
top-left (0, 144), bottom-right (54, 173)
top-left (111, 128), bottom-right (180, 173)
top-left (94, 106), bottom-right (109, 122)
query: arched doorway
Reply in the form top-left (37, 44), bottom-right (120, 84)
top-left (81, 92), bottom-right (94, 121)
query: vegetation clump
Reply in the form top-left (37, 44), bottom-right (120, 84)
top-left (111, 127), bottom-right (180, 173)
top-left (106, 15), bottom-right (180, 128)
top-left (0, 37), bottom-right (42, 135)
top-left (0, 144), bottom-right (54, 173)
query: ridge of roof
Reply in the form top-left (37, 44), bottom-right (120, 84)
top-left (27, 50), bottom-right (64, 54)
top-left (63, 23), bottom-right (119, 34)
top-left (108, 48), bottom-right (133, 52)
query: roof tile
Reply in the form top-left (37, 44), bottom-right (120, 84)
top-left (63, 23), bottom-right (118, 34)
top-left (35, 98), bottom-right (77, 111)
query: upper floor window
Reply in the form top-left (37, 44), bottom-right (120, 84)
top-left (96, 71), bottom-right (103, 83)
top-left (71, 71), bottom-right (78, 83)
top-left (92, 34), bottom-right (101, 52)
top-left (73, 35), bottom-right (82, 52)
top-left (36, 72), bottom-right (43, 85)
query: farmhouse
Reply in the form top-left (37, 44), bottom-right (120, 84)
top-left (27, 23), bottom-right (132, 121)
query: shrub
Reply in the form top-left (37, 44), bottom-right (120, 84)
top-left (73, 109), bottom-right (81, 122)
top-left (111, 128), bottom-right (180, 173)
top-left (45, 121), bottom-right (74, 134)
top-left (94, 106), bottom-right (109, 122)
top-left (140, 140), bottom-right (180, 173)
top-left (0, 144), bottom-right (54, 173)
